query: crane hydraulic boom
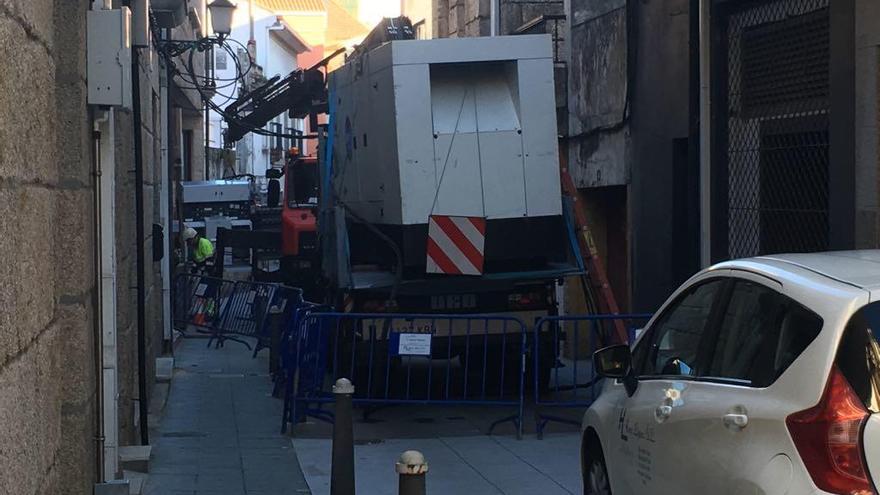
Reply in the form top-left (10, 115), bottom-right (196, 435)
top-left (222, 48), bottom-right (345, 146)
top-left (222, 17), bottom-right (416, 147)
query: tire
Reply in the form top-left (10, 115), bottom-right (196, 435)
top-left (583, 434), bottom-right (612, 495)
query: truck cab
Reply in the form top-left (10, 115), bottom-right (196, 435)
top-left (280, 153), bottom-right (320, 289)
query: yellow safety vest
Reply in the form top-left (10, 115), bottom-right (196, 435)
top-left (193, 237), bottom-right (214, 263)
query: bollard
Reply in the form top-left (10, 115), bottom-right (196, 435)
top-left (396, 450), bottom-right (428, 495)
top-left (331, 378), bottom-right (355, 495)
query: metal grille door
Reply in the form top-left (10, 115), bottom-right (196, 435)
top-left (722, 0), bottom-right (830, 258)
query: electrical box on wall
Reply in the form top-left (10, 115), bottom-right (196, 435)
top-left (87, 8), bottom-right (132, 109)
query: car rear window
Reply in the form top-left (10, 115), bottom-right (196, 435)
top-left (837, 302), bottom-right (880, 413)
top-left (704, 280), bottom-right (823, 387)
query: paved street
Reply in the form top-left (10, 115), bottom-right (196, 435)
top-left (146, 336), bottom-right (583, 495)
top-left (144, 338), bottom-right (310, 495)
top-left (295, 433), bottom-right (581, 495)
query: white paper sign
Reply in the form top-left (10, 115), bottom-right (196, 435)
top-left (398, 333), bottom-right (432, 356)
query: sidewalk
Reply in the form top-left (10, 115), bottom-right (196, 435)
top-left (146, 337), bottom-right (583, 495)
top-left (292, 404), bottom-right (582, 495)
top-left (144, 338), bottom-right (310, 495)
top-left (294, 432), bottom-right (581, 495)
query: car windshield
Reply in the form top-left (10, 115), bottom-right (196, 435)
top-left (838, 301), bottom-right (880, 413)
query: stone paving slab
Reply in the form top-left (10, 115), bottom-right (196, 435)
top-left (293, 432), bottom-right (581, 495)
top-left (143, 339), bottom-right (310, 495)
top-left (145, 336), bottom-right (584, 495)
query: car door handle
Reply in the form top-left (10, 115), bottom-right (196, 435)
top-left (723, 413), bottom-right (749, 430)
top-left (655, 405), bottom-right (673, 422)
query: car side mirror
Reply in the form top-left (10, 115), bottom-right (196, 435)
top-left (594, 344), bottom-right (639, 397)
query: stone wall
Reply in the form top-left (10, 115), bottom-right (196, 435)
top-left (0, 0), bottom-right (97, 493)
top-left (567, 0), bottom-right (629, 187)
top-left (434, 0), bottom-right (561, 38)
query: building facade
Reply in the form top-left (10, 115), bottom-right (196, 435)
top-left (706, 0), bottom-right (880, 265)
top-left (0, 0), bottom-right (207, 491)
top-left (0, 0), bottom-right (99, 492)
top-left (415, 0), bottom-right (880, 313)
top-left (207, 4), bottom-right (310, 177)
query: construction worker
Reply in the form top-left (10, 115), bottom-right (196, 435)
top-left (181, 227), bottom-right (214, 274)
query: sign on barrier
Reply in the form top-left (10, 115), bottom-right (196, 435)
top-left (533, 314), bottom-right (652, 438)
top-left (285, 312), bottom-right (529, 439)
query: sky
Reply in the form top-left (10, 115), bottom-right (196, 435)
top-left (358, 0), bottom-right (401, 30)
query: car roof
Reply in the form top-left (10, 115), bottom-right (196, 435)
top-left (717, 250), bottom-right (880, 291)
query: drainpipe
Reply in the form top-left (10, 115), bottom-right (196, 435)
top-left (131, 46), bottom-right (150, 446)
top-left (699, 0), bottom-right (712, 268)
top-left (160, 40), bottom-right (173, 350)
top-left (490, 0), bottom-right (499, 35)
top-left (91, 110), bottom-right (106, 483)
top-left (95, 109), bottom-right (121, 480)
top-left (205, 40), bottom-right (213, 179)
top-left (90, 0), bottom-right (118, 482)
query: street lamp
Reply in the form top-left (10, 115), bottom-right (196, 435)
top-left (157, 1), bottom-right (238, 57)
top-left (207, 0), bottom-right (236, 37)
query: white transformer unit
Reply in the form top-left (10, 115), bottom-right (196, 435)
top-left (330, 34), bottom-right (561, 226)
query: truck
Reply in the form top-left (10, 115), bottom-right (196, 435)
top-left (222, 18), bottom-right (582, 391)
top-left (321, 32), bottom-right (573, 311)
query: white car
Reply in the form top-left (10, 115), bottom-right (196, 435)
top-left (582, 251), bottom-right (880, 495)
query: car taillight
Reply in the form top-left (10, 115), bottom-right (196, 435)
top-left (786, 366), bottom-right (876, 495)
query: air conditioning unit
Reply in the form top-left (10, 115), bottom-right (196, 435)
top-left (151, 0), bottom-right (187, 28)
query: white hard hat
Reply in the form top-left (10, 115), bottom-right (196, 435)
top-left (182, 227), bottom-right (197, 241)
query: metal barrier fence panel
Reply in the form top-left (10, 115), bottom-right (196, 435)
top-left (172, 274), bottom-right (305, 351)
top-left (253, 285), bottom-right (304, 358)
top-left (172, 275), bottom-right (237, 335)
top-left (287, 312), bottom-right (529, 438)
top-left (279, 302), bottom-right (328, 430)
top-left (215, 281), bottom-right (278, 340)
top-left (533, 314), bottom-right (652, 438)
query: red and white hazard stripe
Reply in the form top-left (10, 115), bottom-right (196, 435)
top-left (426, 215), bottom-right (486, 276)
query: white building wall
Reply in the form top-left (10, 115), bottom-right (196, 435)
top-left (208, 5), bottom-right (306, 178)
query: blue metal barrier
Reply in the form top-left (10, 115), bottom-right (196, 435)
top-left (284, 312), bottom-right (529, 439)
top-left (533, 314), bottom-right (652, 438)
top-left (278, 302), bottom-right (328, 430)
